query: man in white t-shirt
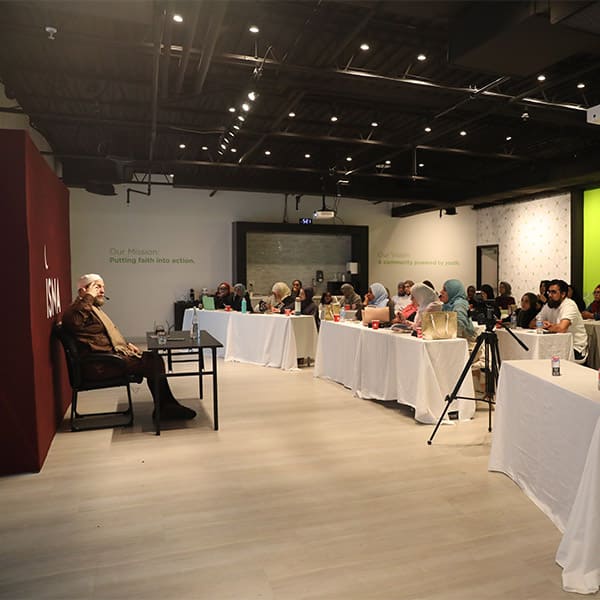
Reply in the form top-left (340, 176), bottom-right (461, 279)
top-left (531, 279), bottom-right (588, 361)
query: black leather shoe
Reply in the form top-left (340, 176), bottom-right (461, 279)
top-left (153, 403), bottom-right (196, 420)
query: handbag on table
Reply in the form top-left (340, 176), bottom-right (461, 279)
top-left (421, 311), bottom-right (457, 340)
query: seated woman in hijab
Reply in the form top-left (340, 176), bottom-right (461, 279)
top-left (340, 283), bottom-right (362, 310)
top-left (270, 281), bottom-right (294, 313)
top-left (440, 279), bottom-right (476, 340)
top-left (214, 282), bottom-right (234, 309)
top-left (319, 290), bottom-right (338, 321)
top-left (231, 283), bottom-right (254, 313)
top-left (299, 287), bottom-right (318, 318)
top-left (495, 281), bottom-right (516, 311)
top-left (364, 282), bottom-right (394, 321)
top-left (395, 282), bottom-right (442, 329)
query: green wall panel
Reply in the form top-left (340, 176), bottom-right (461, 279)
top-left (583, 189), bottom-right (600, 305)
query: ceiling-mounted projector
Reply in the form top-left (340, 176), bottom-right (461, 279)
top-left (313, 209), bottom-right (336, 219)
top-left (314, 193), bottom-right (336, 219)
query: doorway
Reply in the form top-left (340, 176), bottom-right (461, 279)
top-left (477, 244), bottom-right (499, 293)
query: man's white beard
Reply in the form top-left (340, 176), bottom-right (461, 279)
top-left (93, 296), bottom-right (105, 307)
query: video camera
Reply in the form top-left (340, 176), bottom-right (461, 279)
top-left (471, 291), bottom-right (498, 330)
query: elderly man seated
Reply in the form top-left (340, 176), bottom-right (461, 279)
top-left (530, 278), bottom-right (588, 362)
top-left (63, 274), bottom-right (196, 420)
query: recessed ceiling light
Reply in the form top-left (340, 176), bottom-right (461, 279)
top-left (201, 146), bottom-right (208, 151)
top-left (288, 112), bottom-right (296, 118)
top-left (249, 25), bottom-right (259, 34)
top-left (227, 131), bottom-right (235, 137)
top-left (233, 125), bottom-right (240, 130)
top-left (460, 130), bottom-right (467, 136)
top-left (179, 143), bottom-right (186, 149)
top-left (371, 121), bottom-right (379, 127)
top-left (417, 53), bottom-right (427, 61)
top-left (577, 82), bottom-right (585, 89)
top-left (230, 148), bottom-right (237, 153)
top-left (223, 137), bottom-right (230, 144)
top-left (228, 107), bottom-right (236, 113)
top-left (360, 43), bottom-right (370, 51)
top-left (169, 173), bottom-right (174, 177)
top-left (330, 115), bottom-right (338, 122)
top-left (505, 136), bottom-right (512, 141)
top-left (220, 144), bottom-right (226, 150)
top-left (385, 160), bottom-right (391, 165)
top-left (346, 156), bottom-right (352, 162)
top-left (248, 91), bottom-right (257, 101)
top-left (424, 126), bottom-right (431, 133)
top-left (537, 74), bottom-right (546, 82)
top-left (237, 115), bottom-right (245, 122)
top-left (304, 153), bottom-right (311, 158)
top-left (264, 150), bottom-right (271, 156)
top-left (242, 103), bottom-right (250, 112)
top-left (173, 14), bottom-right (183, 23)
top-left (418, 163), bottom-right (424, 168)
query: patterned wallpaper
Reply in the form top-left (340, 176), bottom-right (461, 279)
top-left (476, 192), bottom-right (571, 300)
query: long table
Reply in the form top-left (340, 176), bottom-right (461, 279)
top-left (183, 308), bottom-right (318, 370)
top-left (489, 360), bottom-right (600, 594)
top-left (314, 321), bottom-right (475, 424)
top-left (495, 328), bottom-right (573, 361)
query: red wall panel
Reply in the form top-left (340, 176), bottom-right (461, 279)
top-left (0, 130), bottom-right (71, 475)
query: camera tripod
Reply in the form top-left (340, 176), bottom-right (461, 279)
top-left (427, 321), bottom-right (528, 445)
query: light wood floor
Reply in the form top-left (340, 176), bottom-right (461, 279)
top-left (0, 360), bottom-right (572, 599)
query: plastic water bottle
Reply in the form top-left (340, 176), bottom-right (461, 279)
top-left (294, 297), bottom-right (301, 316)
top-left (241, 297), bottom-right (247, 314)
top-left (191, 307), bottom-right (199, 342)
top-left (552, 355), bottom-right (560, 376)
top-left (340, 305), bottom-right (346, 321)
top-left (536, 314), bottom-right (544, 334)
top-left (510, 311), bottom-right (517, 329)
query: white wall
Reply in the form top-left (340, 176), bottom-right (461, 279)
top-left (476, 192), bottom-right (571, 300)
top-left (69, 185), bottom-right (477, 337)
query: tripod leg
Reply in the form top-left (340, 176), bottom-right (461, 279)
top-left (427, 334), bottom-right (485, 445)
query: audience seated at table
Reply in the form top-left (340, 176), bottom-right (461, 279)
top-left (395, 282), bottom-right (442, 329)
top-left (501, 292), bottom-right (538, 328)
top-left (214, 282), bottom-right (234, 309)
top-left (299, 286), bottom-right (318, 321)
top-left (290, 279), bottom-right (302, 301)
top-left (582, 284), bottom-right (600, 320)
top-left (271, 281), bottom-right (294, 313)
top-left (391, 281), bottom-right (411, 312)
top-left (568, 284), bottom-right (586, 312)
top-left (537, 279), bottom-right (551, 309)
top-left (495, 281), bottom-right (516, 311)
top-left (466, 285), bottom-right (476, 308)
top-left (231, 283), bottom-right (254, 313)
top-left (440, 279), bottom-right (476, 341)
top-left (319, 290), bottom-right (338, 321)
top-left (530, 278), bottom-right (588, 362)
top-left (340, 283), bottom-right (363, 320)
top-left (365, 282), bottom-right (395, 321)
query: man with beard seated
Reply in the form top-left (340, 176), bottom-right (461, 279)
top-left (62, 274), bottom-right (196, 420)
top-left (530, 278), bottom-right (588, 363)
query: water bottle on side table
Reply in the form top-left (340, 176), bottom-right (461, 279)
top-left (241, 297), bottom-right (247, 314)
top-left (294, 297), bottom-right (301, 316)
top-left (191, 307), bottom-right (199, 342)
top-left (536, 314), bottom-right (544, 334)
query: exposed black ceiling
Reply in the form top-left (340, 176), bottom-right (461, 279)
top-left (2, 0), bottom-right (600, 215)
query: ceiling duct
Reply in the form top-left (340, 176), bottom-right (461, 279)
top-left (448, 1), bottom-right (600, 77)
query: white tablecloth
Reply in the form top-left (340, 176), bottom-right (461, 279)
top-left (496, 328), bottom-right (573, 361)
top-left (182, 309), bottom-right (230, 357)
top-left (314, 321), bottom-right (475, 424)
top-left (584, 321), bottom-right (600, 369)
top-left (489, 360), bottom-right (600, 594)
top-left (183, 309), bottom-right (317, 369)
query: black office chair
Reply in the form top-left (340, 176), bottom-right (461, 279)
top-left (54, 323), bottom-right (142, 431)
